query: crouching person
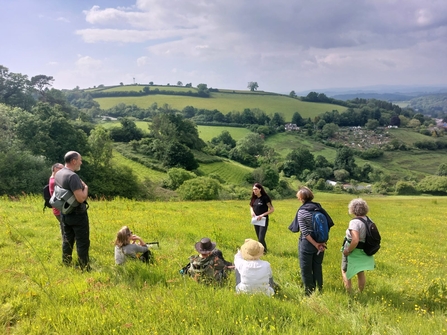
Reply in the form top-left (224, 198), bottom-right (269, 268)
top-left (115, 226), bottom-right (152, 265)
top-left (186, 237), bottom-right (233, 285)
top-left (234, 239), bottom-right (276, 296)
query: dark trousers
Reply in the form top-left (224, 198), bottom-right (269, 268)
top-left (62, 212), bottom-right (90, 269)
top-left (299, 238), bottom-right (324, 295)
top-left (54, 214), bottom-right (67, 242)
top-left (254, 217), bottom-right (269, 253)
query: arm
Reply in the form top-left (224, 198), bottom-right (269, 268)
top-left (130, 234), bottom-right (146, 246)
top-left (73, 180), bottom-right (88, 203)
top-left (343, 229), bottom-right (359, 256)
top-left (250, 206), bottom-right (256, 217)
top-left (259, 202), bottom-right (274, 219)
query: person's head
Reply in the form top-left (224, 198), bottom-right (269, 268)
top-left (115, 226), bottom-right (132, 247)
top-left (252, 183), bottom-right (267, 197)
top-left (194, 237), bottom-right (216, 257)
top-left (240, 238), bottom-right (264, 260)
top-left (51, 163), bottom-right (64, 176)
top-left (348, 198), bottom-right (369, 217)
top-left (297, 186), bottom-right (314, 203)
top-left (64, 151), bottom-right (82, 171)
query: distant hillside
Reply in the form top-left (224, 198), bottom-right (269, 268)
top-left (332, 93), bottom-right (414, 101)
top-left (92, 85), bottom-right (347, 121)
top-left (408, 93), bottom-right (447, 116)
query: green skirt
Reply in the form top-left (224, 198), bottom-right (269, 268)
top-left (342, 244), bottom-right (375, 280)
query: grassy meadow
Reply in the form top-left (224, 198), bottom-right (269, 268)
top-left (94, 92), bottom-right (343, 121)
top-left (1, 194), bottom-right (446, 334)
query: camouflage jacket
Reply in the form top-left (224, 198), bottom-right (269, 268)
top-left (187, 253), bottom-right (227, 284)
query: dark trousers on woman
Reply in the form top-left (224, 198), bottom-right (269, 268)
top-left (254, 217), bottom-right (269, 253)
top-left (299, 238), bottom-right (324, 295)
top-left (62, 212), bottom-right (90, 270)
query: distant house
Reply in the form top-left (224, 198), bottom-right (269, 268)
top-left (326, 180), bottom-right (337, 186)
top-left (342, 183), bottom-right (372, 191)
top-left (285, 123), bottom-right (299, 131)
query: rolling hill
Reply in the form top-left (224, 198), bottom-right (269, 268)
top-left (92, 85), bottom-right (346, 121)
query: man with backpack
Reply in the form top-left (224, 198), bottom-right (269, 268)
top-left (54, 151), bottom-right (90, 271)
top-left (293, 186), bottom-right (334, 296)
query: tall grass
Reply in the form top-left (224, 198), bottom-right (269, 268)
top-left (1, 194), bottom-right (446, 334)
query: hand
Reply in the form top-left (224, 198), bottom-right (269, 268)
top-left (316, 243), bottom-right (327, 255)
top-left (343, 248), bottom-right (350, 256)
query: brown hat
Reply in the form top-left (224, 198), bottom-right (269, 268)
top-left (240, 239), bottom-right (264, 260)
top-left (195, 237), bottom-right (216, 253)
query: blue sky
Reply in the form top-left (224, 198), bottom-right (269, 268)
top-left (2, 0), bottom-right (447, 93)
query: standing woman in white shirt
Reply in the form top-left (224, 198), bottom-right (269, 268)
top-left (234, 239), bottom-right (275, 296)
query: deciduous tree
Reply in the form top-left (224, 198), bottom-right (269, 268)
top-left (247, 82), bottom-right (259, 91)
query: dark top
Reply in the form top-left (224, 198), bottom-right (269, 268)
top-left (251, 194), bottom-right (272, 217)
top-left (54, 167), bottom-right (87, 213)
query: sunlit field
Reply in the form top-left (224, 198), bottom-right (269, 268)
top-left (94, 93), bottom-right (344, 121)
top-left (1, 194), bottom-right (446, 334)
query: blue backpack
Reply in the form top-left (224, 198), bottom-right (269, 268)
top-left (288, 202), bottom-right (334, 243)
top-left (309, 209), bottom-right (329, 243)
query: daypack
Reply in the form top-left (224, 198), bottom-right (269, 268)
top-left (309, 210), bottom-right (329, 243)
top-left (288, 202), bottom-right (334, 243)
top-left (356, 216), bottom-right (381, 256)
top-left (43, 184), bottom-right (52, 212)
top-left (49, 185), bottom-right (80, 215)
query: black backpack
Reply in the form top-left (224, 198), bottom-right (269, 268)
top-left (43, 184), bottom-right (52, 212)
top-left (356, 216), bottom-right (381, 256)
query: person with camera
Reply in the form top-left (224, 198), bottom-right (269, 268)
top-left (114, 226), bottom-right (152, 265)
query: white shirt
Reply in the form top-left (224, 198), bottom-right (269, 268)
top-left (234, 251), bottom-right (274, 296)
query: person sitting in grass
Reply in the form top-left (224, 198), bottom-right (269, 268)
top-left (114, 226), bottom-right (152, 265)
top-left (186, 237), bottom-right (233, 285)
top-left (234, 238), bottom-right (276, 296)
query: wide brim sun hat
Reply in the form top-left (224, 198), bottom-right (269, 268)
top-left (195, 237), bottom-right (216, 253)
top-left (240, 239), bottom-right (264, 260)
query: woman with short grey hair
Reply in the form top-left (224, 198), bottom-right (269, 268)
top-left (341, 198), bottom-right (375, 293)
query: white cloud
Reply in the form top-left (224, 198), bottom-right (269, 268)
top-left (56, 17), bottom-right (70, 23)
top-left (136, 56), bottom-right (148, 66)
top-left (75, 28), bottom-right (192, 43)
top-left (76, 56), bottom-right (102, 72)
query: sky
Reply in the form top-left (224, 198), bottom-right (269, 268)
top-left (2, 0), bottom-right (447, 94)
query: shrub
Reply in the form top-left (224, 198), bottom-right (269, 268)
top-left (165, 168), bottom-right (196, 190)
top-left (395, 181), bottom-right (419, 195)
top-left (177, 177), bottom-right (221, 200)
top-left (417, 176), bottom-right (447, 195)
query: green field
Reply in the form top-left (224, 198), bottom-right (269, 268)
top-left (111, 150), bottom-right (166, 182)
top-left (2, 195), bottom-right (446, 334)
top-left (98, 121), bottom-right (251, 143)
top-left (198, 160), bottom-right (253, 185)
top-left (94, 93), bottom-right (345, 121)
top-left (100, 85), bottom-right (198, 93)
top-left (197, 125), bottom-right (252, 142)
top-left (390, 128), bottom-right (437, 145)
